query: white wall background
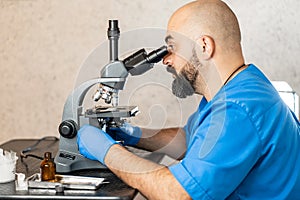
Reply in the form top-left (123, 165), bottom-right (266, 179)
top-left (0, 0), bottom-right (299, 144)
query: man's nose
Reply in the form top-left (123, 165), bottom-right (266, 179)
top-left (163, 53), bottom-right (173, 66)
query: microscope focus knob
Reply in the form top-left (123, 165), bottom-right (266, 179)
top-left (59, 120), bottom-right (77, 139)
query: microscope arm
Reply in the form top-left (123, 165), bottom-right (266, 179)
top-left (59, 77), bottom-right (125, 139)
top-left (55, 77), bottom-right (126, 173)
top-left (62, 78), bottom-right (125, 121)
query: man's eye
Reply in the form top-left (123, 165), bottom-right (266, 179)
top-left (168, 44), bottom-right (176, 52)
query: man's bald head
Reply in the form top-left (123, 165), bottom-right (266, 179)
top-left (168, 0), bottom-right (241, 53)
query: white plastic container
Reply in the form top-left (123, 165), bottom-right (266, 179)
top-left (0, 153), bottom-right (18, 183)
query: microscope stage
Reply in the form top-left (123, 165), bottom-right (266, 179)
top-left (85, 106), bottom-right (139, 118)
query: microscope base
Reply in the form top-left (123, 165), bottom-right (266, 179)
top-left (55, 150), bottom-right (106, 173)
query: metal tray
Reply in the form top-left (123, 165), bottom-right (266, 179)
top-left (27, 173), bottom-right (106, 190)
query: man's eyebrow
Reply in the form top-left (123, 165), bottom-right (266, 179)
top-left (165, 35), bottom-right (174, 43)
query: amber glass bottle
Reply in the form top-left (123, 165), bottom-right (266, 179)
top-left (40, 152), bottom-right (56, 181)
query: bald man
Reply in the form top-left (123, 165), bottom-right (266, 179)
top-left (77, 0), bottom-right (300, 199)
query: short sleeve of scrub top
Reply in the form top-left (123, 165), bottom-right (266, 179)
top-left (169, 100), bottom-right (261, 199)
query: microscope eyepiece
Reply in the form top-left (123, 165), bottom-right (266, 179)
top-left (107, 20), bottom-right (120, 62)
top-left (123, 46), bottom-right (168, 76)
top-left (146, 46), bottom-right (168, 63)
top-left (108, 20), bottom-right (120, 35)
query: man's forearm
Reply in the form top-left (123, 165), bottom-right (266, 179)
top-left (105, 144), bottom-right (191, 200)
top-left (137, 127), bottom-right (186, 160)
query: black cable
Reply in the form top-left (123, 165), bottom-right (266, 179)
top-left (20, 136), bottom-right (58, 161)
top-left (19, 136), bottom-right (58, 174)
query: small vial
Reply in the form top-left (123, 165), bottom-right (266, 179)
top-left (40, 152), bottom-right (56, 181)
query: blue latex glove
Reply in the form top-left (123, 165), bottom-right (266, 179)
top-left (77, 125), bottom-right (117, 164)
top-left (108, 122), bottom-right (142, 146)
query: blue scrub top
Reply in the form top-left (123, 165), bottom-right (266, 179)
top-left (169, 64), bottom-right (300, 199)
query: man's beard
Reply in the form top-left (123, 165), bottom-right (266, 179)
top-left (167, 50), bottom-right (200, 98)
top-left (167, 67), bottom-right (195, 98)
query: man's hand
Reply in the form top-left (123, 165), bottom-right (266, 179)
top-left (77, 125), bottom-right (117, 164)
top-left (108, 122), bottom-right (142, 146)
top-left (77, 125), bottom-right (190, 199)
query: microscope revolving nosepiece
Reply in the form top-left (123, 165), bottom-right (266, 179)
top-left (93, 85), bottom-right (117, 104)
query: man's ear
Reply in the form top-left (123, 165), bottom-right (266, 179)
top-left (196, 35), bottom-right (215, 60)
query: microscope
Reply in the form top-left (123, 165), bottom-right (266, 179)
top-left (54, 20), bottom-right (168, 173)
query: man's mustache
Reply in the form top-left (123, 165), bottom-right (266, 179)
top-left (166, 66), bottom-right (177, 76)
